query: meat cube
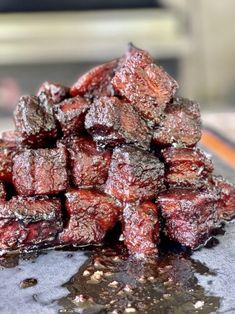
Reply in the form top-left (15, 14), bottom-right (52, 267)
top-left (37, 81), bottom-right (69, 104)
top-left (85, 96), bottom-right (152, 150)
top-left (13, 146), bottom-right (68, 196)
top-left (112, 46), bottom-right (178, 125)
top-left (212, 176), bottom-right (235, 221)
top-left (70, 44), bottom-right (145, 100)
top-left (70, 44), bottom-right (144, 100)
top-left (0, 182), bottom-right (6, 200)
top-left (65, 189), bottom-right (120, 229)
top-left (152, 97), bottom-right (201, 147)
top-left (105, 146), bottom-right (164, 202)
top-left (157, 189), bottom-right (218, 249)
top-left (0, 140), bottom-right (17, 183)
top-left (59, 217), bottom-right (105, 245)
top-left (14, 95), bottom-right (58, 146)
top-left (162, 147), bottom-right (213, 188)
top-left (59, 189), bottom-right (121, 245)
top-left (123, 201), bottom-right (159, 256)
top-left (70, 59), bottom-right (119, 99)
top-left (0, 196), bottom-right (62, 251)
top-left (66, 136), bottom-right (111, 187)
top-left (55, 96), bottom-right (90, 136)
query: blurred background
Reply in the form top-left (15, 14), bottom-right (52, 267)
top-left (0, 0), bottom-right (235, 140)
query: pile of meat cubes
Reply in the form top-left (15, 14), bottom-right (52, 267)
top-left (0, 44), bottom-right (235, 257)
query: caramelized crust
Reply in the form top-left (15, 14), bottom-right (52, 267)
top-left (70, 59), bottom-right (119, 99)
top-left (162, 147), bottom-right (213, 188)
top-left (123, 201), bottom-right (159, 256)
top-left (112, 46), bottom-right (178, 125)
top-left (14, 95), bottom-right (58, 146)
top-left (153, 97), bottom-right (201, 147)
top-left (85, 96), bottom-right (152, 150)
top-left (13, 146), bottom-right (68, 196)
top-left (0, 140), bottom-right (17, 183)
top-left (0, 196), bottom-right (62, 251)
top-left (105, 146), bottom-right (164, 202)
top-left (66, 136), bottom-right (111, 187)
top-left (37, 81), bottom-right (69, 104)
top-left (55, 96), bottom-right (90, 136)
top-left (212, 176), bottom-right (235, 221)
top-left (157, 188), bottom-right (218, 249)
top-left (59, 189), bottom-right (121, 245)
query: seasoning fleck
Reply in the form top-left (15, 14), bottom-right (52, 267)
top-left (89, 270), bottom-right (104, 283)
top-left (124, 307), bottom-right (136, 313)
top-left (108, 281), bottom-right (119, 288)
top-left (194, 301), bottom-right (205, 309)
top-left (20, 278), bottom-right (38, 289)
top-left (83, 270), bottom-right (90, 277)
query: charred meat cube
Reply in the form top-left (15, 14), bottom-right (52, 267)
top-left (59, 189), bottom-right (121, 245)
top-left (55, 96), bottom-right (90, 136)
top-left (105, 146), bottom-right (164, 202)
top-left (70, 44), bottom-right (150, 100)
top-left (123, 201), bottom-right (159, 256)
top-left (112, 46), bottom-right (178, 125)
top-left (212, 176), bottom-right (235, 221)
top-left (0, 196), bottom-right (62, 251)
top-left (64, 189), bottom-right (121, 229)
top-left (162, 147), bottom-right (213, 188)
top-left (70, 59), bottom-right (118, 99)
top-left (85, 96), bottom-right (152, 150)
top-left (0, 182), bottom-right (6, 200)
top-left (0, 140), bottom-right (17, 183)
top-left (66, 136), bottom-right (111, 187)
top-left (37, 81), bottom-right (69, 104)
top-left (157, 189), bottom-right (218, 249)
top-left (153, 97), bottom-right (201, 147)
top-left (13, 146), bottom-right (68, 196)
top-left (59, 216), bottom-right (105, 245)
top-left (14, 95), bottom-right (58, 146)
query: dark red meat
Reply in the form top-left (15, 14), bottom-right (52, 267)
top-left (37, 81), bottom-right (69, 104)
top-left (123, 201), bottom-right (159, 256)
top-left (112, 46), bottom-right (178, 125)
top-left (59, 217), bottom-right (106, 245)
top-left (212, 176), bottom-right (235, 221)
top-left (65, 136), bottom-right (111, 187)
top-left (65, 189), bottom-right (121, 229)
top-left (105, 146), bottom-right (164, 202)
top-left (14, 95), bottom-right (58, 146)
top-left (70, 44), bottom-right (144, 101)
top-left (153, 97), bottom-right (201, 147)
top-left (85, 96), bottom-right (152, 150)
top-left (162, 147), bottom-right (213, 188)
top-left (0, 182), bottom-right (6, 200)
top-left (70, 59), bottom-right (119, 99)
top-left (0, 139), bottom-right (17, 183)
top-left (55, 96), bottom-right (90, 136)
top-left (13, 146), bottom-right (68, 196)
top-left (59, 189), bottom-right (121, 245)
top-left (0, 196), bottom-right (62, 251)
top-left (157, 189), bottom-right (218, 249)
